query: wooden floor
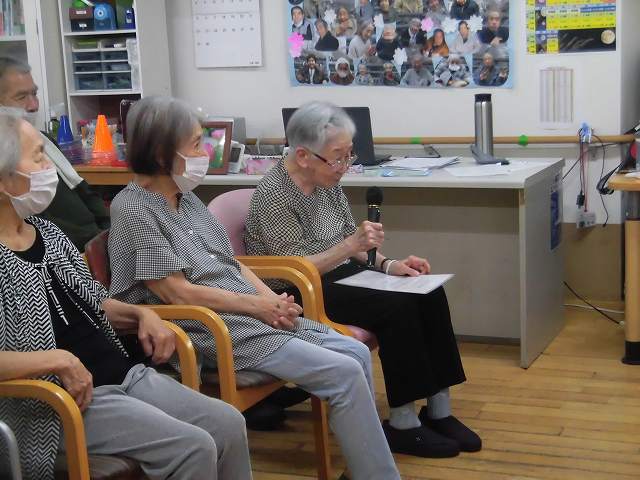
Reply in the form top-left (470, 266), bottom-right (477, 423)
top-left (248, 304), bottom-right (640, 480)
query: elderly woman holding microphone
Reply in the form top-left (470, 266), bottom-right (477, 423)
top-left (245, 101), bottom-right (481, 459)
top-left (0, 112), bottom-right (252, 479)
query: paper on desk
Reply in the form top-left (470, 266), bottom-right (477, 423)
top-left (445, 160), bottom-right (535, 177)
top-left (334, 270), bottom-right (453, 294)
top-left (385, 157), bottom-right (460, 169)
top-left (625, 171), bottom-right (640, 178)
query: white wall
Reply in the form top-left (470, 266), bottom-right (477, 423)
top-left (165, 0), bottom-right (631, 223)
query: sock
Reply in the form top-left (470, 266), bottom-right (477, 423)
top-left (389, 402), bottom-right (421, 430)
top-left (426, 388), bottom-right (451, 420)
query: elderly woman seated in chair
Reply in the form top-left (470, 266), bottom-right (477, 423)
top-left (0, 112), bottom-right (251, 480)
top-left (106, 96), bottom-right (401, 480)
top-left (244, 101), bottom-right (482, 458)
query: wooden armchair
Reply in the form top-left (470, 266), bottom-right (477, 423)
top-left (0, 314), bottom-right (198, 480)
top-left (84, 231), bottom-right (334, 480)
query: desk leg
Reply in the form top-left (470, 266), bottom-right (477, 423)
top-left (623, 220), bottom-right (640, 364)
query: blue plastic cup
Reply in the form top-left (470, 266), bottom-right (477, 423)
top-left (57, 115), bottom-right (74, 145)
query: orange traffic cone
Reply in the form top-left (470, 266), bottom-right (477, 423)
top-left (91, 114), bottom-right (117, 165)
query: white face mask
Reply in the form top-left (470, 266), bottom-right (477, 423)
top-left (172, 152), bottom-right (209, 192)
top-left (8, 167), bottom-right (58, 219)
top-left (449, 64), bottom-right (461, 71)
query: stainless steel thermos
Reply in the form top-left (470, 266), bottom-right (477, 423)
top-left (474, 93), bottom-right (494, 156)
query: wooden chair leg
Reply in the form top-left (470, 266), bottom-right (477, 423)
top-left (311, 395), bottom-right (331, 480)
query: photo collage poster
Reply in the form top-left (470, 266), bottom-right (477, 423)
top-left (286, 0), bottom-right (513, 89)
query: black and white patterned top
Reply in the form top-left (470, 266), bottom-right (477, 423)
top-left (108, 182), bottom-right (328, 371)
top-left (245, 160), bottom-right (357, 261)
top-left (0, 217), bottom-right (125, 480)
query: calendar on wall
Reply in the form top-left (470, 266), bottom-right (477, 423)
top-left (192, 0), bottom-right (263, 68)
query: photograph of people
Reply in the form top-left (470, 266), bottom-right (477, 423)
top-left (330, 57), bottom-right (355, 85)
top-left (400, 18), bottom-right (427, 50)
top-left (425, 0), bottom-right (448, 28)
top-left (332, 6), bottom-right (357, 38)
top-left (450, 20), bottom-right (480, 54)
top-left (348, 20), bottom-right (376, 60)
top-left (291, 5), bottom-right (314, 41)
top-left (314, 18), bottom-right (340, 51)
top-left (434, 54), bottom-right (470, 87)
top-left (378, 0), bottom-right (397, 24)
top-left (376, 24), bottom-right (401, 61)
top-left (296, 53), bottom-right (327, 84)
top-left (422, 28), bottom-right (450, 57)
top-left (382, 62), bottom-right (400, 85)
top-left (400, 54), bottom-right (433, 87)
top-left (478, 9), bottom-right (509, 46)
top-left (0, 112), bottom-right (253, 480)
top-left (394, 0), bottom-right (424, 15)
top-left (356, 0), bottom-right (375, 21)
top-left (303, 0), bottom-right (337, 18)
top-left (449, 0), bottom-right (480, 20)
top-left (474, 50), bottom-right (508, 86)
top-left (354, 62), bottom-right (375, 85)
top-left (245, 101), bottom-right (482, 459)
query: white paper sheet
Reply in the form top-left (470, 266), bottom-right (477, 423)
top-left (334, 270), bottom-right (453, 294)
top-left (385, 157), bottom-right (460, 169)
top-left (445, 160), bottom-right (536, 177)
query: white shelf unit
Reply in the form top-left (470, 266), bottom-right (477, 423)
top-left (57, 0), bottom-right (172, 132)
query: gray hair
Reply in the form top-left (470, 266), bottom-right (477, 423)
top-left (0, 112), bottom-right (22, 176)
top-left (126, 96), bottom-right (202, 175)
top-left (286, 101), bottom-right (355, 152)
top-left (0, 56), bottom-right (31, 87)
top-left (356, 20), bottom-right (374, 38)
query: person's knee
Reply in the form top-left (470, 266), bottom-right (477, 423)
top-left (335, 354), bottom-right (367, 386)
top-left (217, 403), bottom-right (247, 439)
top-left (188, 427), bottom-right (218, 460)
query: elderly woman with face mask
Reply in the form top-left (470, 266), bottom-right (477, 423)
top-left (0, 112), bottom-right (252, 480)
top-left (245, 101), bottom-right (482, 459)
top-left (107, 96), bottom-right (401, 480)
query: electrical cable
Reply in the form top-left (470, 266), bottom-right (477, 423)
top-left (564, 303), bottom-right (624, 315)
top-left (563, 281), bottom-right (622, 325)
top-left (592, 135), bottom-right (609, 226)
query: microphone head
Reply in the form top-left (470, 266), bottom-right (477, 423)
top-left (366, 186), bottom-right (383, 206)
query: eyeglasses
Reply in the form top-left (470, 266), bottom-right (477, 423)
top-left (307, 148), bottom-right (358, 169)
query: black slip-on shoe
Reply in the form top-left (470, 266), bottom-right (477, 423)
top-left (382, 420), bottom-right (460, 458)
top-left (419, 409), bottom-right (482, 452)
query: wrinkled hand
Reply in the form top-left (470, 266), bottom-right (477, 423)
top-left (388, 255), bottom-right (431, 276)
top-left (347, 221), bottom-right (384, 254)
top-left (255, 293), bottom-right (302, 331)
top-left (490, 37), bottom-right (502, 47)
top-left (54, 350), bottom-right (93, 412)
top-left (137, 308), bottom-right (176, 364)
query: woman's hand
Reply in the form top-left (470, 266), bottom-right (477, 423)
top-left (137, 308), bottom-right (176, 365)
top-left (252, 293), bottom-right (302, 331)
top-left (345, 220), bottom-right (384, 254)
top-left (387, 255), bottom-right (431, 276)
top-left (52, 350), bottom-right (93, 412)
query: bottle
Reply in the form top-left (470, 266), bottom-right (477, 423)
top-left (474, 93), bottom-right (493, 156)
top-left (47, 109), bottom-right (60, 140)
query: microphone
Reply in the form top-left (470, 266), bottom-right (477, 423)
top-left (366, 186), bottom-right (383, 268)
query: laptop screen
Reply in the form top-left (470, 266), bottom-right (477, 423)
top-left (282, 106), bottom-right (378, 165)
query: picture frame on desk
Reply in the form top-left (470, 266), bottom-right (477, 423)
top-left (202, 121), bottom-right (233, 174)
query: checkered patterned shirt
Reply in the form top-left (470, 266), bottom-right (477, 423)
top-left (108, 182), bottom-right (328, 371)
top-left (244, 160), bottom-right (357, 265)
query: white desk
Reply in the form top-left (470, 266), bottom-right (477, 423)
top-left (196, 157), bottom-right (565, 368)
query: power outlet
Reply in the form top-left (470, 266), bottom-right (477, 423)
top-left (576, 210), bottom-right (596, 228)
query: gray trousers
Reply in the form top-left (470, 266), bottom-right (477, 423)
top-left (60, 364), bottom-right (252, 480)
top-left (251, 329), bottom-right (401, 480)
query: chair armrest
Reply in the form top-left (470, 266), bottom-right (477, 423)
top-left (142, 305), bottom-right (239, 405)
top-left (237, 256), bottom-right (353, 337)
top-left (0, 379), bottom-right (90, 480)
top-left (160, 320), bottom-right (200, 391)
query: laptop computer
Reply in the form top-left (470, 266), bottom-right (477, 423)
top-left (282, 106), bottom-right (390, 166)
